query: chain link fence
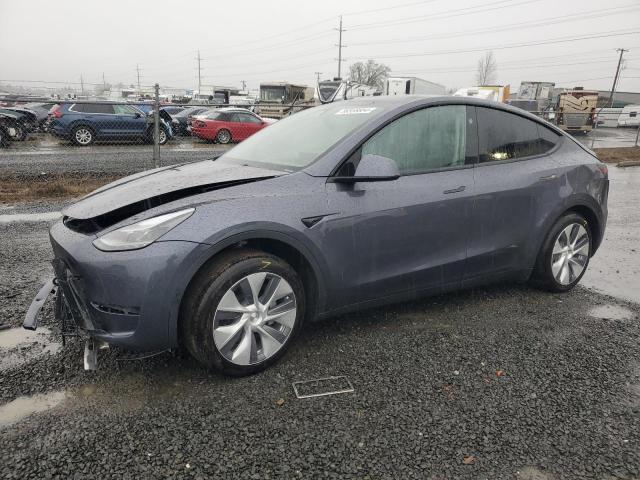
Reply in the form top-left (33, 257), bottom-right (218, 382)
top-left (0, 90), bottom-right (638, 169)
top-left (0, 85), bottom-right (314, 170)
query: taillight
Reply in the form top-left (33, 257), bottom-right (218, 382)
top-left (51, 106), bottom-right (62, 118)
top-left (597, 164), bottom-right (608, 176)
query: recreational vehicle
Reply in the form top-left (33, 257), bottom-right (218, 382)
top-left (385, 77), bottom-right (446, 96)
top-left (316, 78), bottom-right (379, 103)
top-left (618, 104), bottom-right (640, 127)
top-left (555, 89), bottom-right (598, 133)
top-left (257, 82), bottom-right (314, 119)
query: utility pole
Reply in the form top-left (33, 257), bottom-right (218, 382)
top-left (240, 80), bottom-right (246, 91)
top-left (196, 50), bottom-right (202, 94)
top-left (80, 75), bottom-right (84, 95)
top-left (335, 16), bottom-right (346, 79)
top-left (314, 72), bottom-right (323, 83)
top-left (608, 48), bottom-right (629, 107)
top-left (136, 64), bottom-right (141, 93)
top-left (102, 72), bottom-right (106, 90)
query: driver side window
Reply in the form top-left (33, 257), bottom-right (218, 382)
top-left (361, 105), bottom-right (472, 175)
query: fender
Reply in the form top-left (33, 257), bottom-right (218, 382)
top-left (165, 223), bottom-right (331, 347)
top-left (533, 193), bottom-right (604, 267)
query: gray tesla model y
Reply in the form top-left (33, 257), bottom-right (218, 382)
top-left (25, 96), bottom-right (609, 375)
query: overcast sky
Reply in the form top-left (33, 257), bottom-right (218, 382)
top-left (1, 0), bottom-right (639, 93)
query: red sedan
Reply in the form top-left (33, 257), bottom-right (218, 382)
top-left (189, 108), bottom-right (271, 144)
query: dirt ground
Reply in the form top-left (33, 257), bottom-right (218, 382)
top-left (594, 146), bottom-right (640, 165)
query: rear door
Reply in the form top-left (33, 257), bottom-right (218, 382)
top-left (465, 107), bottom-right (562, 283)
top-left (82, 103), bottom-right (117, 136)
top-left (323, 104), bottom-right (477, 308)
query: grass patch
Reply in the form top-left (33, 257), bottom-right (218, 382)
top-left (593, 146), bottom-right (640, 164)
top-left (0, 175), bottom-right (122, 203)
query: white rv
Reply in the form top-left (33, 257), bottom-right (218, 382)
top-left (385, 77), bottom-right (446, 96)
top-left (618, 105), bottom-right (640, 127)
top-left (316, 79), bottom-right (379, 103)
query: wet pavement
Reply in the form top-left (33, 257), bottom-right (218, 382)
top-left (575, 126), bottom-right (639, 149)
top-left (581, 165), bottom-right (640, 303)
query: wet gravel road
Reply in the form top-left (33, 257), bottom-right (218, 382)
top-left (0, 160), bottom-right (639, 478)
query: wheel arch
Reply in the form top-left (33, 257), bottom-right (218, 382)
top-left (537, 196), bottom-right (604, 262)
top-left (171, 230), bottom-right (327, 348)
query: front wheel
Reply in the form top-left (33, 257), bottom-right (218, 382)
top-left (181, 249), bottom-right (305, 376)
top-left (531, 212), bottom-right (592, 292)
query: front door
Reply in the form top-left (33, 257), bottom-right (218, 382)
top-left (322, 104), bottom-right (478, 309)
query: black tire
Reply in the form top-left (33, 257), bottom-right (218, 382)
top-left (15, 124), bottom-right (28, 141)
top-left (216, 128), bottom-right (232, 144)
top-left (181, 249), bottom-right (305, 376)
top-left (530, 212), bottom-right (592, 292)
top-left (0, 126), bottom-right (7, 147)
top-left (71, 125), bottom-right (95, 146)
top-left (146, 126), bottom-right (168, 145)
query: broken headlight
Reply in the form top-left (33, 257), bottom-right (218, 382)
top-left (92, 208), bottom-right (195, 252)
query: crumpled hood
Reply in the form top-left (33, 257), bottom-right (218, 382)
top-left (63, 160), bottom-right (284, 220)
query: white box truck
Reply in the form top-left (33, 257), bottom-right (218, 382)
top-left (385, 77), bottom-right (446, 96)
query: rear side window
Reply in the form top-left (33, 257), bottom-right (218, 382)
top-left (241, 113), bottom-right (262, 124)
top-left (361, 105), bottom-right (473, 175)
top-left (538, 125), bottom-right (561, 152)
top-left (477, 107), bottom-right (553, 162)
top-left (72, 103), bottom-right (114, 114)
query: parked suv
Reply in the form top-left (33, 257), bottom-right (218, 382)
top-left (48, 102), bottom-right (173, 146)
top-left (25, 96), bottom-right (608, 376)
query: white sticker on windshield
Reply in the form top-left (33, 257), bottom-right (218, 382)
top-left (335, 107), bottom-right (377, 115)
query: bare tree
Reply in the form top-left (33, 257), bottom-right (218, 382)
top-left (349, 60), bottom-right (391, 89)
top-left (476, 51), bottom-right (497, 85)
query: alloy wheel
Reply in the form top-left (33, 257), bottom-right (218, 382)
top-left (217, 130), bottom-right (230, 143)
top-left (75, 128), bottom-right (92, 145)
top-left (213, 272), bottom-right (297, 366)
top-left (551, 222), bottom-right (589, 285)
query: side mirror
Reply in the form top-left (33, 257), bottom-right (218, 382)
top-left (134, 112), bottom-right (141, 118)
top-left (333, 154), bottom-right (400, 183)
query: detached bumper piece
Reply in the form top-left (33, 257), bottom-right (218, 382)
top-left (23, 278), bottom-right (56, 331)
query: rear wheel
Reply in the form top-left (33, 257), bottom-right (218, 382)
top-left (531, 212), bottom-right (592, 292)
top-left (181, 249), bottom-right (305, 376)
top-left (71, 125), bottom-right (94, 146)
top-left (216, 129), bottom-right (231, 144)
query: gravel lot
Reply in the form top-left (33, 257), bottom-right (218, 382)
top-left (0, 148), bottom-right (639, 479)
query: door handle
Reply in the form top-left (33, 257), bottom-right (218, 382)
top-left (443, 185), bottom-right (466, 194)
top-left (539, 174), bottom-right (557, 181)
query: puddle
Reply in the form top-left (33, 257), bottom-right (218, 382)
top-left (0, 391), bottom-right (67, 429)
top-left (517, 466), bottom-right (555, 480)
top-left (0, 211), bottom-right (61, 224)
top-left (588, 305), bottom-right (635, 321)
top-left (0, 327), bottom-right (61, 370)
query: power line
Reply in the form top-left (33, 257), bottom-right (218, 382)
top-left (350, 29), bottom-right (640, 61)
top-left (349, 0), bottom-right (539, 30)
top-left (347, 4), bottom-right (640, 47)
top-left (342, 0), bottom-right (439, 17)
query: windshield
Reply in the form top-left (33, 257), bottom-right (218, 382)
top-left (218, 102), bottom-right (387, 171)
top-left (260, 86), bottom-right (286, 102)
